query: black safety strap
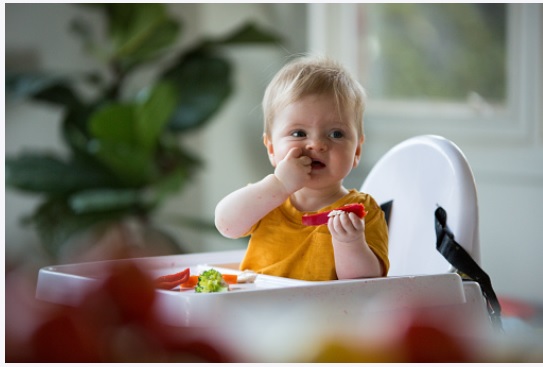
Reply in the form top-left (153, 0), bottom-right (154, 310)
top-left (435, 206), bottom-right (503, 331)
top-left (380, 200), bottom-right (393, 227)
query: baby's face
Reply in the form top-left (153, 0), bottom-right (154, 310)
top-left (266, 93), bottom-right (363, 187)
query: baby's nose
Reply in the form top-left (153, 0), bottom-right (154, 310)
top-left (306, 138), bottom-right (328, 152)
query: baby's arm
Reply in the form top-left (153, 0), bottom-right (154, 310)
top-left (329, 212), bottom-right (383, 279)
top-left (214, 174), bottom-right (289, 238)
top-left (215, 147), bottom-right (311, 238)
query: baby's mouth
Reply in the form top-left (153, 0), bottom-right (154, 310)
top-left (311, 159), bottom-right (326, 169)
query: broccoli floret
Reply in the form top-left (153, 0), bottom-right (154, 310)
top-left (195, 269), bottom-right (228, 293)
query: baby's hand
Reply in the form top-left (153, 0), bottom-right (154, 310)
top-left (274, 147), bottom-right (312, 194)
top-left (328, 212), bottom-right (366, 245)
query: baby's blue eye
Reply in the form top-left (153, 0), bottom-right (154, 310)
top-left (292, 130), bottom-right (306, 138)
top-left (330, 130), bottom-right (344, 138)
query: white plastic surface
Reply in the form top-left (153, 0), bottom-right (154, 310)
top-left (36, 249), bottom-right (248, 307)
top-left (35, 250), bottom-right (485, 330)
top-left (361, 135), bottom-right (481, 276)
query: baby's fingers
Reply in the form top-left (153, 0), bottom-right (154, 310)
top-left (329, 212), bottom-right (363, 234)
top-left (337, 212), bottom-right (359, 232)
top-left (329, 212), bottom-right (366, 245)
top-left (299, 155), bottom-right (312, 166)
top-left (285, 147), bottom-right (303, 160)
top-left (284, 148), bottom-right (311, 167)
top-left (347, 212), bottom-right (364, 231)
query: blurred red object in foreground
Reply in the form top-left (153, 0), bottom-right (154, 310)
top-left (400, 311), bottom-right (472, 363)
top-left (312, 307), bottom-right (477, 363)
top-left (6, 262), bottom-right (232, 362)
top-left (499, 296), bottom-right (540, 321)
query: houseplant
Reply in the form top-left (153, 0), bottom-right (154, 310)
top-left (6, 4), bottom-right (280, 260)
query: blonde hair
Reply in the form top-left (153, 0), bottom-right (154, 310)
top-left (262, 55), bottom-right (366, 138)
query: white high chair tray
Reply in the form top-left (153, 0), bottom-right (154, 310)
top-left (36, 249), bottom-right (491, 333)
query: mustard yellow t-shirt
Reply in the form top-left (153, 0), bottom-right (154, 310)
top-left (239, 189), bottom-right (389, 281)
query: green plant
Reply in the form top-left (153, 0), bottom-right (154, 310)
top-left (5, 4), bottom-right (280, 258)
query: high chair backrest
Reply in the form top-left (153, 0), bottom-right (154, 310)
top-left (360, 135), bottom-right (481, 276)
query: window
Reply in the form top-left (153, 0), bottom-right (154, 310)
top-left (358, 4), bottom-right (506, 109)
top-left (308, 4), bottom-right (541, 142)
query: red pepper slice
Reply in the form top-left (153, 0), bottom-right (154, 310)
top-left (154, 268), bottom-right (190, 290)
top-left (302, 203), bottom-right (367, 226)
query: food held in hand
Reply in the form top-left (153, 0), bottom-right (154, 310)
top-left (302, 203), bottom-right (367, 226)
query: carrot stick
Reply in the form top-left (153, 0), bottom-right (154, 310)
top-left (180, 275), bottom-right (199, 289)
top-left (222, 274), bottom-right (238, 285)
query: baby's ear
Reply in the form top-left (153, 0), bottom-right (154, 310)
top-left (353, 135), bottom-right (365, 168)
top-left (263, 134), bottom-right (276, 167)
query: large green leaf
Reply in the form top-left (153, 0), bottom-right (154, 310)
top-left (96, 3), bottom-right (181, 71)
top-left (89, 104), bottom-right (138, 145)
top-left (29, 197), bottom-right (124, 257)
top-left (88, 83), bottom-right (178, 184)
top-left (154, 132), bottom-right (202, 182)
top-left (161, 22), bottom-right (280, 132)
top-left (5, 153), bottom-right (116, 194)
top-left (164, 54), bottom-right (233, 132)
top-left (207, 21), bottom-right (282, 47)
top-left (88, 104), bottom-right (152, 185)
top-left (118, 18), bottom-right (180, 72)
top-left (29, 196), bottom-right (183, 258)
top-left (88, 139), bottom-right (154, 186)
top-left (5, 72), bottom-right (82, 109)
top-left (69, 188), bottom-right (143, 214)
top-left (62, 104), bottom-right (98, 159)
top-left (135, 82), bottom-right (178, 152)
top-left (68, 167), bottom-right (189, 216)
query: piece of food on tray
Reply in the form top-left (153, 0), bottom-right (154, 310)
top-left (181, 272), bottom-right (241, 290)
top-left (237, 270), bottom-right (258, 283)
top-left (158, 268), bottom-right (258, 292)
top-left (221, 273), bottom-right (238, 285)
top-left (180, 275), bottom-right (200, 289)
top-left (195, 268), bottom-right (229, 293)
top-left (301, 203), bottom-right (367, 226)
top-left (154, 268), bottom-right (190, 290)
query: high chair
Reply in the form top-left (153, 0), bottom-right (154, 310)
top-left (361, 134), bottom-right (501, 330)
top-left (360, 134), bottom-right (481, 276)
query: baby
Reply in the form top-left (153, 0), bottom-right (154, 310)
top-left (215, 55), bottom-right (389, 281)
